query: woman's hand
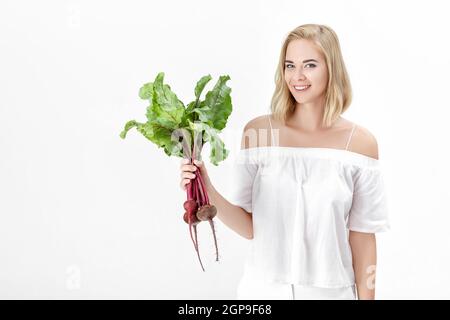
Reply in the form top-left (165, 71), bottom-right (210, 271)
top-left (179, 158), bottom-right (211, 191)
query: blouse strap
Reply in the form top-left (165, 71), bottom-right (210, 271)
top-left (267, 114), bottom-right (275, 147)
top-left (345, 123), bottom-right (357, 151)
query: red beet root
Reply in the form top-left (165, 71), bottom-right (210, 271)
top-left (183, 211), bottom-right (200, 225)
top-left (184, 200), bottom-right (198, 215)
top-left (182, 141), bottom-right (220, 271)
top-left (196, 204), bottom-right (217, 221)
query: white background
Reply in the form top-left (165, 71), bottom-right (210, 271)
top-left (1, 0), bottom-right (449, 299)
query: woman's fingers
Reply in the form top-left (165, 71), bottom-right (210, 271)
top-left (180, 178), bottom-right (191, 191)
top-left (179, 166), bottom-right (197, 180)
top-left (179, 158), bottom-right (207, 191)
top-left (181, 171), bottom-right (196, 179)
top-left (179, 159), bottom-right (204, 170)
top-left (180, 164), bottom-right (197, 172)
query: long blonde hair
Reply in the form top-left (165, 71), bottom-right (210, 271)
top-left (270, 24), bottom-right (352, 128)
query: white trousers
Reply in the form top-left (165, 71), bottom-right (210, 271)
top-left (236, 274), bottom-right (357, 300)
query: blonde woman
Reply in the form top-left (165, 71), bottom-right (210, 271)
top-left (180, 24), bottom-right (390, 300)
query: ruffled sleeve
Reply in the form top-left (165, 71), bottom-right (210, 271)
top-left (228, 149), bottom-right (259, 213)
top-left (347, 165), bottom-right (390, 233)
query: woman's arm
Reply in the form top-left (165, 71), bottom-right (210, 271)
top-left (206, 181), bottom-right (254, 239)
top-left (349, 231), bottom-right (377, 300)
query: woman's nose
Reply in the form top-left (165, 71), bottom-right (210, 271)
top-left (295, 69), bottom-right (306, 80)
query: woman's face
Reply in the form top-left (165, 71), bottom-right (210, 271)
top-left (284, 39), bottom-right (328, 104)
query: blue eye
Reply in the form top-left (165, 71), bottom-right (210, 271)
top-left (285, 63), bottom-right (316, 69)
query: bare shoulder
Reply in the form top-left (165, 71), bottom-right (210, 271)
top-left (243, 114), bottom-right (270, 131)
top-left (241, 114), bottom-right (271, 149)
top-left (349, 123), bottom-right (379, 160)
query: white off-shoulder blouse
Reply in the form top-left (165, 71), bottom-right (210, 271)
top-left (229, 120), bottom-right (390, 288)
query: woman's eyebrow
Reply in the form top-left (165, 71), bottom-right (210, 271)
top-left (284, 59), bottom-right (318, 63)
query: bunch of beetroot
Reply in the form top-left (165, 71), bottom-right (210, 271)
top-left (120, 72), bottom-right (232, 271)
top-left (183, 155), bottom-right (218, 271)
top-left (180, 126), bottom-right (220, 271)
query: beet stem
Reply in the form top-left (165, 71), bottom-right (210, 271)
top-left (194, 178), bottom-right (201, 207)
top-left (192, 137), bottom-right (209, 205)
top-left (196, 170), bottom-right (209, 204)
top-left (197, 175), bottom-right (206, 206)
top-left (186, 180), bottom-right (193, 201)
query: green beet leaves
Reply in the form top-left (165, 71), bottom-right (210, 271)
top-left (120, 72), bottom-right (232, 165)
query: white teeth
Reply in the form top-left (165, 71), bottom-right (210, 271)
top-left (294, 85), bottom-right (310, 91)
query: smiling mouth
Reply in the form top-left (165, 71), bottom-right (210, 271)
top-left (293, 85), bottom-right (311, 92)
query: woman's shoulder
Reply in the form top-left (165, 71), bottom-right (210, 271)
top-left (243, 114), bottom-right (271, 131)
top-left (240, 115), bottom-right (381, 160)
top-left (346, 120), bottom-right (379, 160)
top-left (241, 114), bottom-right (272, 149)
